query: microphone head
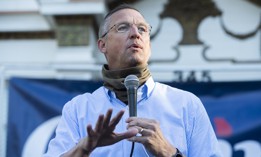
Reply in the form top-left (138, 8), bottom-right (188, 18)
top-left (124, 75), bottom-right (139, 89)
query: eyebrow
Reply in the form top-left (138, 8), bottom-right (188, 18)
top-left (115, 21), bottom-right (149, 26)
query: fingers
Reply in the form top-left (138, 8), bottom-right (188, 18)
top-left (127, 134), bottom-right (147, 144)
top-left (109, 110), bottom-right (125, 128)
top-left (88, 109), bottom-right (125, 136)
top-left (133, 126), bottom-right (152, 136)
top-left (84, 109), bottom-right (129, 150)
top-left (127, 126), bottom-right (154, 144)
top-left (92, 109), bottom-right (124, 132)
top-left (103, 109), bottom-right (113, 128)
top-left (126, 117), bottom-right (159, 131)
top-left (87, 124), bottom-right (96, 138)
top-left (126, 118), bottom-right (175, 157)
top-left (126, 117), bottom-right (157, 124)
top-left (94, 114), bottom-right (104, 132)
top-left (113, 127), bottom-right (139, 142)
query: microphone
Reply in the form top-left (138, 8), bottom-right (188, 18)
top-left (124, 75), bottom-right (139, 117)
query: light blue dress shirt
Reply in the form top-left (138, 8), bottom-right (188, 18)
top-left (43, 77), bottom-right (222, 157)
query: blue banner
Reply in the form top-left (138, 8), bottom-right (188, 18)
top-left (7, 78), bottom-right (261, 157)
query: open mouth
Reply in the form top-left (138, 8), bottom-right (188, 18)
top-left (129, 44), bottom-right (142, 49)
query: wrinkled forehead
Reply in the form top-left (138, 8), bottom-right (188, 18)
top-left (108, 9), bottom-right (147, 25)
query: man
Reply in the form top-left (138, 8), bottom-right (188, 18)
top-left (43, 4), bottom-right (222, 157)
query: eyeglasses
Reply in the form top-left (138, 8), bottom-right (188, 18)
top-left (101, 22), bottom-right (152, 38)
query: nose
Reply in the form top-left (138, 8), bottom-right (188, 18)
top-left (129, 25), bottom-right (141, 39)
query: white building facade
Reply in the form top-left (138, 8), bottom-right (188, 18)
top-left (0, 0), bottom-right (260, 156)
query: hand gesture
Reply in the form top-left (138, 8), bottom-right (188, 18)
top-left (80, 109), bottom-right (139, 155)
top-left (126, 117), bottom-right (177, 157)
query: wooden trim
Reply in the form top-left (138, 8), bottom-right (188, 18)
top-left (0, 31), bottom-right (55, 39)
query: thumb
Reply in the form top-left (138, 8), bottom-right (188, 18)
top-left (115, 127), bottom-right (139, 142)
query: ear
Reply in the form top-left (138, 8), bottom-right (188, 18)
top-left (97, 38), bottom-right (106, 54)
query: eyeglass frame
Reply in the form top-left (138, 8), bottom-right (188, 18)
top-left (100, 22), bottom-right (152, 38)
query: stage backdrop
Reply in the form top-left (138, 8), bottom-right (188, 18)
top-left (7, 77), bottom-right (261, 157)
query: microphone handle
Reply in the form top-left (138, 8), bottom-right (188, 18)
top-left (127, 87), bottom-right (137, 117)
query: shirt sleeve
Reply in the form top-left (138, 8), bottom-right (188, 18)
top-left (43, 100), bottom-right (80, 157)
top-left (187, 96), bottom-right (223, 157)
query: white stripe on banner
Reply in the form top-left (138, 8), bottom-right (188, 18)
top-left (22, 116), bottom-right (61, 157)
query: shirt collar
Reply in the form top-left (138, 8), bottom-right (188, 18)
top-left (142, 76), bottom-right (154, 98)
top-left (104, 76), bottom-right (155, 102)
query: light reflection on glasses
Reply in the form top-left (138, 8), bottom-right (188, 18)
top-left (101, 22), bottom-right (152, 38)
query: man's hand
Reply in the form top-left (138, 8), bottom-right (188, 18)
top-left (80, 109), bottom-right (139, 155)
top-left (126, 117), bottom-right (177, 157)
top-left (62, 109), bottom-right (138, 157)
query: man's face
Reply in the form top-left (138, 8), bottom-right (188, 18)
top-left (98, 9), bottom-right (151, 70)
